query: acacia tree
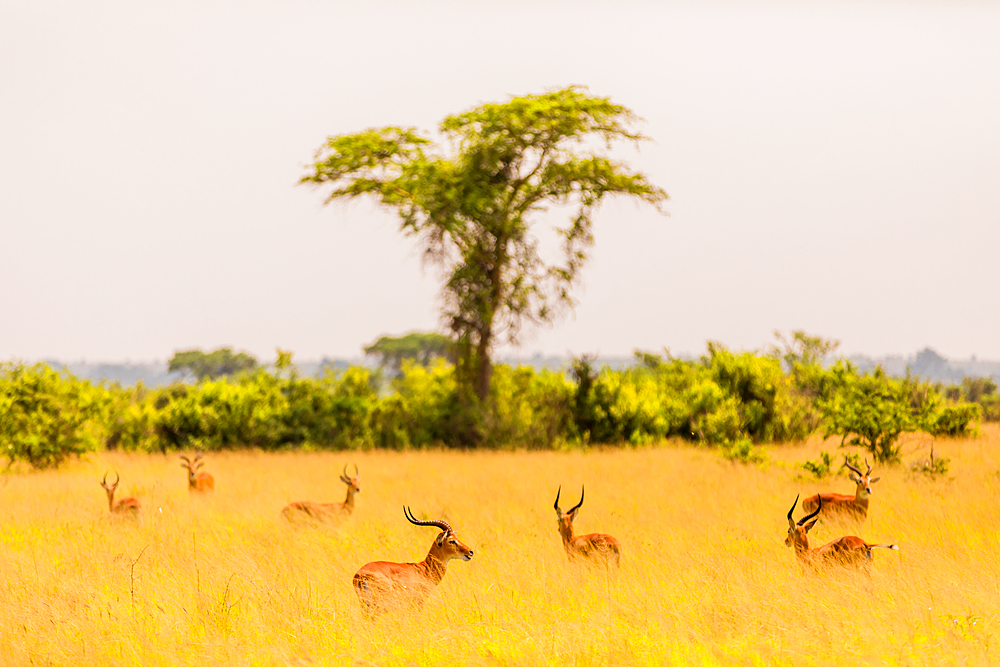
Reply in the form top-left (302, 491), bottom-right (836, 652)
top-left (168, 348), bottom-right (258, 382)
top-left (301, 87), bottom-right (667, 410)
top-left (364, 332), bottom-right (453, 377)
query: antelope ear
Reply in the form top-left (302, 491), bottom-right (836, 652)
top-left (869, 476), bottom-right (880, 484)
top-left (436, 533), bottom-right (447, 547)
top-left (849, 473), bottom-right (861, 483)
top-left (804, 518), bottom-right (819, 533)
top-left (340, 475), bottom-right (349, 483)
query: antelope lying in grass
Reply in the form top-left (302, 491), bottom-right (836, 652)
top-left (801, 457), bottom-right (879, 522)
top-left (785, 495), bottom-right (897, 568)
top-left (353, 507), bottom-right (473, 615)
top-left (281, 464), bottom-right (360, 522)
top-left (100, 471), bottom-right (140, 517)
top-left (554, 486), bottom-right (621, 566)
top-left (179, 453), bottom-right (214, 493)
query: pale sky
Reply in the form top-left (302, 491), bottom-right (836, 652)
top-left (3, 1), bottom-right (999, 364)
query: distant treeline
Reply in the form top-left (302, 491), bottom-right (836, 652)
top-left (3, 343), bottom-right (994, 470)
top-left (42, 346), bottom-right (1000, 388)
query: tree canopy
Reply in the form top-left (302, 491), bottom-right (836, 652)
top-left (168, 348), bottom-right (258, 382)
top-left (364, 332), bottom-right (453, 377)
top-left (301, 86), bottom-right (667, 416)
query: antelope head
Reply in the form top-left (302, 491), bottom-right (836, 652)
top-left (340, 463), bottom-right (361, 495)
top-left (554, 485), bottom-right (586, 542)
top-left (785, 494), bottom-right (822, 551)
top-left (845, 457), bottom-right (879, 498)
top-left (179, 454), bottom-right (203, 481)
top-left (404, 506), bottom-right (473, 562)
top-left (101, 470), bottom-right (120, 494)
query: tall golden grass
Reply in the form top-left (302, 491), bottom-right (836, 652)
top-left (2, 427), bottom-right (999, 665)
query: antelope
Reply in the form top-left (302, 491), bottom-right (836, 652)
top-left (785, 495), bottom-right (897, 568)
top-left (801, 457), bottom-right (879, 522)
top-left (281, 464), bottom-right (360, 522)
top-left (100, 471), bottom-right (140, 517)
top-left (554, 486), bottom-right (621, 566)
top-left (353, 506), bottom-right (473, 615)
top-left (179, 453), bottom-right (215, 492)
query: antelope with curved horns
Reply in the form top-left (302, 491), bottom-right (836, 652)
top-left (554, 486), bottom-right (621, 566)
top-left (802, 457), bottom-right (879, 521)
top-left (786, 495), bottom-right (897, 568)
top-left (100, 471), bottom-right (140, 517)
top-left (179, 453), bottom-right (215, 493)
top-left (352, 506), bottom-right (473, 615)
top-left (281, 464), bottom-right (360, 523)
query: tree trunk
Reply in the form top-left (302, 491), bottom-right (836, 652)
top-left (474, 329), bottom-right (492, 401)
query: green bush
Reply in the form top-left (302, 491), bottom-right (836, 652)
top-left (981, 395), bottom-right (1000, 422)
top-left (820, 364), bottom-right (913, 464)
top-left (0, 363), bottom-right (108, 469)
top-left (926, 403), bottom-right (981, 437)
top-left (488, 365), bottom-right (576, 449)
top-left (801, 451), bottom-right (834, 479)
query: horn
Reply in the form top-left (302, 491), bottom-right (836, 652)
top-left (567, 486), bottom-right (585, 514)
top-left (865, 458), bottom-right (872, 476)
top-left (352, 462), bottom-right (359, 477)
top-left (798, 496), bottom-right (822, 527)
top-left (101, 470), bottom-right (109, 486)
top-left (554, 485), bottom-right (562, 513)
top-left (179, 454), bottom-right (191, 464)
top-left (787, 494), bottom-right (799, 525)
top-left (844, 457), bottom-right (863, 477)
top-left (342, 464), bottom-right (349, 479)
top-left (403, 506), bottom-right (453, 534)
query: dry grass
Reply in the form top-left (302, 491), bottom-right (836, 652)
top-left (2, 426), bottom-right (1000, 666)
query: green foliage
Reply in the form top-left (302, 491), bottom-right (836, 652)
top-left (0, 343), bottom-right (983, 463)
top-left (364, 332), bottom-right (453, 377)
top-left (960, 376), bottom-right (997, 403)
top-left (705, 342), bottom-right (813, 443)
top-left (819, 364), bottom-right (913, 463)
top-left (801, 451), bottom-right (835, 479)
top-left (571, 349), bottom-right (809, 447)
top-left (301, 87), bottom-right (668, 416)
top-left (0, 363), bottom-right (107, 469)
top-left (487, 365), bottom-right (577, 449)
top-left (912, 441), bottom-right (950, 477)
top-left (771, 330), bottom-right (840, 371)
top-left (770, 330), bottom-right (841, 434)
top-left (168, 348), bottom-right (258, 382)
top-left (720, 437), bottom-right (766, 465)
top-left (378, 360), bottom-right (459, 449)
top-left (926, 403), bottom-right (981, 438)
top-left (981, 395), bottom-right (1000, 422)
top-left (945, 376), bottom-right (999, 422)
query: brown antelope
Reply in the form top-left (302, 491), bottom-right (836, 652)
top-left (179, 453), bottom-right (215, 492)
top-left (801, 457), bottom-right (879, 521)
top-left (353, 506), bottom-right (473, 615)
top-left (100, 471), bottom-right (140, 517)
top-left (281, 464), bottom-right (360, 522)
top-left (785, 495), bottom-right (897, 568)
top-left (554, 486), bottom-right (621, 566)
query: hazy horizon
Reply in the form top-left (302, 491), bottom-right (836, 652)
top-left (4, 1), bottom-right (999, 364)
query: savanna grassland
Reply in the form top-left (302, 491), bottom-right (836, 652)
top-left (3, 428), bottom-right (1000, 666)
